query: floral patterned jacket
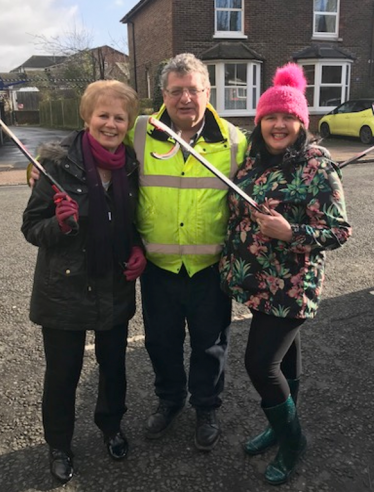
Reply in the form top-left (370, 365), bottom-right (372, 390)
top-left (219, 145), bottom-right (352, 319)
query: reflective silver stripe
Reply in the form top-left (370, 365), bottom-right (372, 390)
top-left (139, 174), bottom-right (228, 190)
top-left (227, 121), bottom-right (240, 179)
top-left (144, 242), bottom-right (223, 255)
top-left (133, 115), bottom-right (149, 168)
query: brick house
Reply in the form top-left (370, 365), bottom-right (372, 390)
top-left (121, 0), bottom-right (374, 131)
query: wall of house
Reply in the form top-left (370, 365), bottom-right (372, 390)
top-left (338, 0), bottom-right (374, 97)
top-left (127, 0), bottom-right (174, 98)
top-left (174, 0), bottom-right (374, 99)
top-left (126, 0), bottom-right (374, 121)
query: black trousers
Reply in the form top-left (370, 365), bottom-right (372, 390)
top-left (244, 310), bottom-right (305, 408)
top-left (42, 323), bottom-right (128, 452)
top-left (141, 262), bottom-right (232, 409)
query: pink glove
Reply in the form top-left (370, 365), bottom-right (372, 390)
top-left (54, 192), bottom-right (79, 234)
top-left (124, 246), bottom-right (147, 281)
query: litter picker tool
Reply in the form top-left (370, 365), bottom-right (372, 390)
top-left (338, 144), bottom-right (374, 169)
top-left (0, 118), bottom-right (78, 231)
top-left (148, 117), bottom-right (269, 214)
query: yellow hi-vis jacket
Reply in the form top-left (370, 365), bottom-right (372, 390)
top-left (128, 104), bottom-right (248, 277)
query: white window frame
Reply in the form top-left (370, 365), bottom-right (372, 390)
top-left (206, 61), bottom-right (262, 117)
top-left (301, 60), bottom-right (351, 114)
top-left (214, 0), bottom-right (247, 39)
top-left (313, 0), bottom-right (340, 39)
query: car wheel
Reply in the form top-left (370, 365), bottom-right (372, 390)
top-left (320, 122), bottom-right (331, 139)
top-left (359, 126), bottom-right (373, 145)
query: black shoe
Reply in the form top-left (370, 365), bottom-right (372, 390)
top-left (145, 401), bottom-right (184, 439)
top-left (195, 408), bottom-right (221, 451)
top-left (49, 447), bottom-right (74, 484)
top-left (104, 431), bottom-right (129, 460)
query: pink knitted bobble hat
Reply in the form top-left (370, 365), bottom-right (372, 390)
top-left (254, 63), bottom-right (309, 129)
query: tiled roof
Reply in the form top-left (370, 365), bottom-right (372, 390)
top-left (10, 55), bottom-right (68, 72)
top-left (200, 42), bottom-right (263, 61)
top-left (293, 45), bottom-right (355, 60)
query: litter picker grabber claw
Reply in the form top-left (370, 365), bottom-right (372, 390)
top-left (0, 118), bottom-right (79, 232)
top-left (148, 116), bottom-right (270, 214)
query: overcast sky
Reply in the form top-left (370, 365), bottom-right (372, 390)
top-left (0, 0), bottom-right (139, 72)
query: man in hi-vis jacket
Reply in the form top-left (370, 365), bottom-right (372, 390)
top-left (128, 53), bottom-right (247, 451)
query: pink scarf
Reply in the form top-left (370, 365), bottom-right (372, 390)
top-left (86, 131), bottom-right (126, 169)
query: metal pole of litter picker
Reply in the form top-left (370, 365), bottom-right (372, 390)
top-left (148, 117), bottom-right (268, 214)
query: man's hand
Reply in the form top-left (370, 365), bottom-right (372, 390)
top-left (27, 163), bottom-right (41, 188)
top-left (124, 246), bottom-right (147, 281)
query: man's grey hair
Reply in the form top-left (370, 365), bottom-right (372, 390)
top-left (160, 53), bottom-right (211, 90)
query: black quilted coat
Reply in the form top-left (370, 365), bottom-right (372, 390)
top-left (22, 130), bottom-right (141, 331)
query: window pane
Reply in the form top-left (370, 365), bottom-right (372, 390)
top-left (326, 0), bottom-right (338, 12)
top-left (302, 65), bottom-right (315, 85)
top-left (237, 64), bottom-right (247, 83)
top-left (322, 66), bottom-right (342, 84)
top-left (225, 64), bottom-right (246, 85)
top-left (210, 88), bottom-right (217, 109)
top-left (315, 0), bottom-right (337, 12)
top-left (316, 14), bottom-right (336, 33)
top-left (229, 11), bottom-right (241, 31)
top-left (217, 0), bottom-right (242, 8)
top-left (306, 87), bottom-right (314, 107)
top-left (336, 101), bottom-right (356, 113)
top-left (320, 87), bottom-right (342, 106)
top-left (207, 65), bottom-right (216, 86)
top-left (217, 11), bottom-right (229, 30)
top-left (225, 88), bottom-right (246, 110)
top-left (252, 87), bottom-right (257, 109)
top-left (216, 0), bottom-right (229, 8)
top-left (325, 16), bottom-right (336, 32)
top-left (225, 65), bottom-right (235, 85)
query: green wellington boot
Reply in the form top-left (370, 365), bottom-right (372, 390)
top-left (263, 395), bottom-right (307, 486)
top-left (244, 379), bottom-right (299, 456)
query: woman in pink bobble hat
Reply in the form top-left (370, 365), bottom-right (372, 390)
top-left (220, 63), bottom-right (352, 485)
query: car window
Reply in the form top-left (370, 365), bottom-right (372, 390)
top-left (352, 101), bottom-right (371, 112)
top-left (336, 102), bottom-right (357, 114)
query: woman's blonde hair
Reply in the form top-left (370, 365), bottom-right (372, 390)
top-left (80, 80), bottom-right (139, 130)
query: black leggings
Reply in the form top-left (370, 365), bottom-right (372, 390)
top-left (244, 310), bottom-right (305, 408)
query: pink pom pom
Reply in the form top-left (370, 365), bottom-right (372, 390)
top-left (272, 63), bottom-right (307, 94)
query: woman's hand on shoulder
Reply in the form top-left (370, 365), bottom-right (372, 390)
top-left (252, 209), bottom-right (292, 242)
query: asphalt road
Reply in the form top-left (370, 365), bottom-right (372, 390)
top-left (0, 130), bottom-right (373, 492)
top-left (0, 126), bottom-right (72, 170)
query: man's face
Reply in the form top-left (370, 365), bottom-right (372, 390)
top-left (162, 72), bottom-right (210, 131)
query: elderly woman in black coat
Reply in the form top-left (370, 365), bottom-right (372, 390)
top-left (22, 80), bottom-right (146, 484)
